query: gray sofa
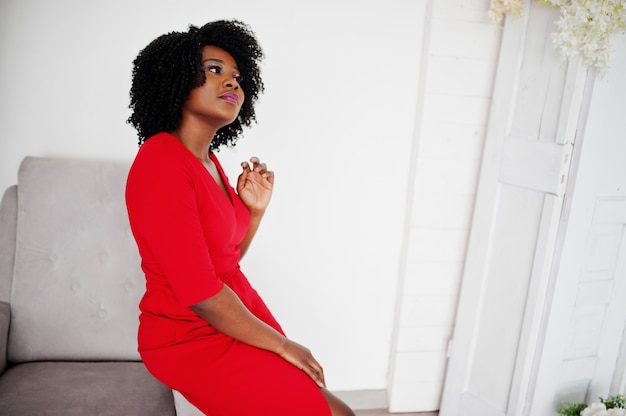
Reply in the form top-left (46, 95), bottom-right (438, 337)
top-left (0, 156), bottom-right (202, 415)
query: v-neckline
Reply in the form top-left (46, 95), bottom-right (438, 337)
top-left (167, 133), bottom-right (234, 206)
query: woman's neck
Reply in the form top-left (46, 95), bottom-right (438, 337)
top-left (171, 124), bottom-right (216, 163)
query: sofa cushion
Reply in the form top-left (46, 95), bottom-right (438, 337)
top-left (9, 157), bottom-right (144, 362)
top-left (0, 361), bottom-right (176, 416)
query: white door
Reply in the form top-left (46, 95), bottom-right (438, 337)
top-left (530, 32), bottom-right (626, 414)
top-left (439, 1), bottom-right (593, 415)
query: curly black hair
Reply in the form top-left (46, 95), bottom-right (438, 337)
top-left (128, 20), bottom-right (264, 151)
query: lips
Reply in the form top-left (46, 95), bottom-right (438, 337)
top-left (219, 93), bottom-right (239, 104)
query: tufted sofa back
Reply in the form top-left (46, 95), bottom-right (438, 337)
top-left (4, 156), bottom-right (143, 363)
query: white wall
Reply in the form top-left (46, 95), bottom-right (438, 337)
top-left (0, 0), bottom-right (423, 391)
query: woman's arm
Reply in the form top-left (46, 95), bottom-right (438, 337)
top-left (190, 285), bottom-right (325, 388)
top-left (237, 157), bottom-right (274, 258)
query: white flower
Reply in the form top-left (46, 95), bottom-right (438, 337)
top-left (489, 0), bottom-right (524, 26)
top-left (490, 0), bottom-right (626, 77)
top-left (607, 408), bottom-right (626, 416)
top-left (582, 402), bottom-right (608, 416)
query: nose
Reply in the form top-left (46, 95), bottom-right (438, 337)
top-left (224, 77), bottom-right (239, 90)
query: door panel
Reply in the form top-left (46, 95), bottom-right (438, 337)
top-left (439, 0), bottom-right (592, 414)
top-left (464, 186), bottom-right (543, 411)
top-left (529, 33), bottom-right (626, 414)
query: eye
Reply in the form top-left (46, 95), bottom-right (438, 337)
top-left (233, 73), bottom-right (243, 83)
top-left (204, 64), bottom-right (222, 75)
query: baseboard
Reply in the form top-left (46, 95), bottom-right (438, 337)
top-left (333, 389), bottom-right (387, 410)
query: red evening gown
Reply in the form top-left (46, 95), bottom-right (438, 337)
top-left (125, 132), bottom-right (331, 416)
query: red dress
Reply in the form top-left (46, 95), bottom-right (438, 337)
top-left (125, 132), bottom-right (330, 416)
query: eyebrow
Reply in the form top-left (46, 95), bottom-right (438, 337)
top-left (201, 58), bottom-right (239, 70)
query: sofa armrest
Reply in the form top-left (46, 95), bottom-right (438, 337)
top-left (0, 186), bottom-right (18, 304)
top-left (0, 301), bottom-right (10, 375)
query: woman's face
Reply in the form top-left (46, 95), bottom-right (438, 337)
top-left (183, 45), bottom-right (245, 130)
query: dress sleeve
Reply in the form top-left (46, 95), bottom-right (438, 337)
top-left (126, 148), bottom-right (224, 306)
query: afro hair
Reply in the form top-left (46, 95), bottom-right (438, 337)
top-left (128, 20), bottom-right (264, 151)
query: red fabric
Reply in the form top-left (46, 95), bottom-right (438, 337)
top-left (126, 132), bottom-right (330, 415)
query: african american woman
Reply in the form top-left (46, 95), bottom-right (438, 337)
top-left (125, 20), bottom-right (355, 416)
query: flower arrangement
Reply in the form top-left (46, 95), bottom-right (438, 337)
top-left (489, 0), bottom-right (626, 75)
top-left (558, 394), bottom-right (626, 415)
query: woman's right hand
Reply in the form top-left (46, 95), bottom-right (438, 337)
top-left (276, 338), bottom-right (326, 388)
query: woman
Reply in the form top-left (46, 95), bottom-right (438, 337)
top-left (125, 20), bottom-right (355, 416)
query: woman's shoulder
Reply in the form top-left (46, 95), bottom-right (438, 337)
top-left (128, 132), bottom-right (196, 179)
top-left (139, 132), bottom-right (184, 155)
top-left (135, 132), bottom-right (192, 163)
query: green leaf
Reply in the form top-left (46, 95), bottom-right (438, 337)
top-left (557, 401), bottom-right (587, 416)
top-left (600, 394), bottom-right (626, 409)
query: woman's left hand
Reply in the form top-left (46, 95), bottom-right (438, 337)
top-left (237, 157), bottom-right (274, 214)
